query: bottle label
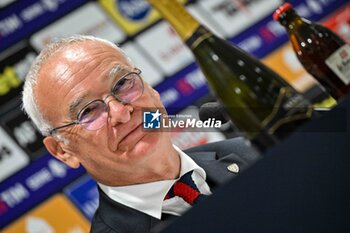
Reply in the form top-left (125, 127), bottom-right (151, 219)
top-left (262, 87), bottom-right (313, 134)
top-left (325, 44), bottom-right (350, 85)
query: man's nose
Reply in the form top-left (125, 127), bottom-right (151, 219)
top-left (105, 96), bottom-right (133, 125)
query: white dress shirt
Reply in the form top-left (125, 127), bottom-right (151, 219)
top-left (98, 145), bottom-right (211, 219)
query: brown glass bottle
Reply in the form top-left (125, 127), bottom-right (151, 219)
top-left (147, 0), bottom-right (314, 152)
top-left (274, 3), bottom-right (350, 101)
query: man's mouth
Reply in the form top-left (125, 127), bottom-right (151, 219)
top-left (118, 122), bottom-right (144, 148)
top-left (123, 123), bottom-right (142, 139)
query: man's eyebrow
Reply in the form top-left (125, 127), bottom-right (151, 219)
top-left (108, 64), bottom-right (122, 80)
top-left (67, 64), bottom-right (124, 119)
top-left (68, 94), bottom-right (88, 119)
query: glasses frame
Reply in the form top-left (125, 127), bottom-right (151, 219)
top-left (48, 68), bottom-right (143, 135)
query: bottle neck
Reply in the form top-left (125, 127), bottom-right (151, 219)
top-left (186, 26), bottom-right (212, 50)
top-left (148, 0), bottom-right (200, 41)
top-left (278, 9), bottom-right (305, 32)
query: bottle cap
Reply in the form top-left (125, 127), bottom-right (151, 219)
top-left (273, 3), bottom-right (293, 21)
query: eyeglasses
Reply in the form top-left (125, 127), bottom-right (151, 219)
top-left (48, 68), bottom-right (144, 135)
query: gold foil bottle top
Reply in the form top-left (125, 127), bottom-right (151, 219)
top-left (147, 0), bottom-right (200, 41)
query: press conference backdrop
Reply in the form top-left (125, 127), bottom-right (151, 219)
top-left (1, 0), bottom-right (349, 231)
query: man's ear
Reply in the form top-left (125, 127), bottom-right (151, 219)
top-left (43, 136), bottom-right (80, 169)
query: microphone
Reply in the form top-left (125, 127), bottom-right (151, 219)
top-left (199, 102), bottom-right (243, 136)
top-left (199, 102), bottom-right (229, 123)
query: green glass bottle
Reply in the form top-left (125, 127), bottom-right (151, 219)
top-left (147, 0), bottom-right (314, 152)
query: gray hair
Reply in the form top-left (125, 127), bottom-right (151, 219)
top-left (22, 35), bottom-right (130, 137)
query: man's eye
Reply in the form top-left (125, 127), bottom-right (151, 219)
top-left (82, 102), bottom-right (102, 118)
top-left (113, 77), bottom-right (134, 93)
top-left (79, 105), bottom-right (98, 123)
top-left (81, 106), bottom-right (95, 117)
top-left (113, 78), bottom-right (126, 91)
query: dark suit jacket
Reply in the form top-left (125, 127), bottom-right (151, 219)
top-left (90, 137), bottom-right (260, 233)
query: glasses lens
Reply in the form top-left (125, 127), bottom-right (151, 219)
top-left (113, 73), bottom-right (143, 103)
top-left (78, 101), bottom-right (108, 130)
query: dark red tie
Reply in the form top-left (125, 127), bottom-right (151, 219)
top-left (164, 171), bottom-right (206, 205)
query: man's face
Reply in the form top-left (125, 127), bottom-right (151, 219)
top-left (36, 41), bottom-right (178, 185)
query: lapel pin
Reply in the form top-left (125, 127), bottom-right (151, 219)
top-left (227, 163), bottom-right (240, 173)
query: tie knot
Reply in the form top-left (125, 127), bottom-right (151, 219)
top-left (164, 171), bottom-right (204, 205)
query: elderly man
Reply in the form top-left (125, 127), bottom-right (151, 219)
top-left (22, 35), bottom-right (259, 233)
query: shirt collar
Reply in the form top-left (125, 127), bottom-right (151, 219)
top-left (98, 145), bottom-right (206, 219)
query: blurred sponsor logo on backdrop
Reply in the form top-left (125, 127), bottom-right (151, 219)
top-left (30, 2), bottom-right (126, 51)
top-left (98, 0), bottom-right (160, 35)
top-left (2, 195), bottom-right (90, 233)
top-left (0, 127), bottom-right (29, 182)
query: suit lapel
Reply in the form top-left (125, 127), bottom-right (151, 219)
top-left (96, 187), bottom-right (163, 233)
top-left (92, 138), bottom-right (260, 232)
top-left (188, 151), bottom-right (237, 189)
top-left (188, 150), bottom-right (257, 190)
top-left (94, 152), bottom-right (236, 232)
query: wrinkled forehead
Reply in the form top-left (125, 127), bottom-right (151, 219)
top-left (35, 40), bottom-right (131, 122)
top-left (40, 40), bottom-right (132, 82)
top-left (50, 40), bottom-right (130, 66)
top-left (60, 44), bottom-right (90, 63)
